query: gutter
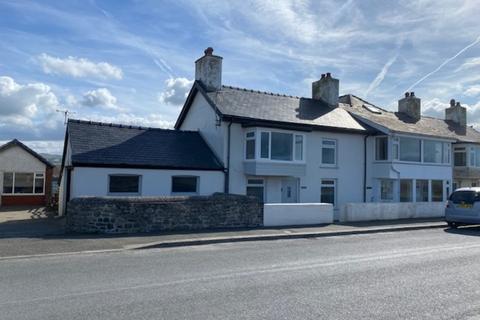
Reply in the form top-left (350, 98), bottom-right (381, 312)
top-left (224, 121), bottom-right (233, 193)
top-left (364, 134), bottom-right (370, 202)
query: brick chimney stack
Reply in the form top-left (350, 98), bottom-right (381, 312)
top-left (445, 99), bottom-right (467, 127)
top-left (398, 92), bottom-right (421, 122)
top-left (195, 47), bottom-right (223, 92)
top-left (312, 72), bottom-right (339, 106)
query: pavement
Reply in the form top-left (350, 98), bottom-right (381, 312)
top-left (0, 206), bottom-right (65, 238)
top-left (0, 215), bottom-right (446, 258)
top-left (2, 227), bottom-right (480, 319)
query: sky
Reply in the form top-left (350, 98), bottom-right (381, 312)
top-left (1, 0), bottom-right (480, 154)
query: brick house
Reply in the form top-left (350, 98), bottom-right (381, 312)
top-left (0, 139), bottom-right (54, 206)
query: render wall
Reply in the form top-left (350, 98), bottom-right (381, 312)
top-left (70, 167), bottom-right (225, 198)
top-left (340, 202), bottom-right (445, 222)
top-left (66, 193), bottom-right (263, 234)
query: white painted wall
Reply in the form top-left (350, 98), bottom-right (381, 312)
top-left (0, 145), bottom-right (47, 206)
top-left (340, 202), bottom-right (445, 222)
top-left (180, 93), bottom-right (227, 163)
top-left (70, 167), bottom-right (224, 198)
top-left (264, 203), bottom-right (334, 226)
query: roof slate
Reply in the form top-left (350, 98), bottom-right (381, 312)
top-left (340, 95), bottom-right (480, 143)
top-left (205, 85), bottom-right (367, 132)
top-left (67, 120), bottom-right (224, 170)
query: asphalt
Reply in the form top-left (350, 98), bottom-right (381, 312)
top-left (2, 227), bottom-right (480, 319)
top-left (0, 218), bottom-right (446, 258)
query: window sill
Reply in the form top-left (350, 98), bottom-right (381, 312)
top-left (1, 193), bottom-right (45, 196)
top-left (319, 165), bottom-right (338, 169)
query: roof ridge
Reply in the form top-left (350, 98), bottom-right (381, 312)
top-left (221, 85), bottom-right (300, 99)
top-left (67, 119), bottom-right (199, 133)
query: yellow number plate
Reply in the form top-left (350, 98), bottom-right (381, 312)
top-left (459, 204), bottom-right (473, 208)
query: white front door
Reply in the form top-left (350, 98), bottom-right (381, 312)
top-left (281, 178), bottom-right (298, 203)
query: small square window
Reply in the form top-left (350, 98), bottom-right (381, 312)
top-left (172, 176), bottom-right (198, 193)
top-left (109, 175), bottom-right (140, 194)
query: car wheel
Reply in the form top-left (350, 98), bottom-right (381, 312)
top-left (447, 221), bottom-right (458, 229)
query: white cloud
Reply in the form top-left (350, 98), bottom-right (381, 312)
top-left (81, 88), bottom-right (119, 110)
top-left (464, 85), bottom-right (480, 97)
top-left (76, 113), bottom-right (174, 129)
top-left (0, 76), bottom-right (59, 117)
top-left (38, 53), bottom-right (123, 80)
top-left (457, 57), bottom-right (480, 71)
top-left (158, 77), bottom-right (193, 106)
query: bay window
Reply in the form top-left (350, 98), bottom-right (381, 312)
top-left (454, 147), bottom-right (466, 166)
top-left (375, 136), bottom-right (388, 161)
top-left (2, 172), bottom-right (45, 194)
top-left (245, 132), bottom-right (256, 160)
top-left (400, 138), bottom-right (421, 162)
top-left (400, 179), bottom-right (413, 202)
top-left (380, 179), bottom-right (394, 201)
top-left (431, 180), bottom-right (443, 202)
top-left (246, 129), bottom-right (305, 162)
top-left (416, 179), bottom-right (429, 202)
top-left (423, 140), bottom-right (443, 163)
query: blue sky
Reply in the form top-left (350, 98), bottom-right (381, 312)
top-left (1, 0), bottom-right (480, 154)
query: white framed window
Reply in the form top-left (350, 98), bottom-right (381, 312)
top-left (245, 131), bottom-right (256, 160)
top-left (249, 129), bottom-right (305, 162)
top-left (399, 137), bottom-right (421, 162)
top-left (246, 178), bottom-right (265, 202)
top-left (2, 172), bottom-right (45, 195)
top-left (380, 179), bottom-right (394, 201)
top-left (454, 147), bottom-right (466, 166)
top-left (171, 176), bottom-right (199, 194)
top-left (416, 179), bottom-right (429, 202)
top-left (375, 136), bottom-right (388, 161)
top-left (109, 175), bottom-right (141, 194)
top-left (321, 139), bottom-right (336, 166)
top-left (423, 140), bottom-right (443, 163)
top-left (431, 180), bottom-right (443, 202)
top-left (400, 179), bottom-right (413, 202)
top-left (392, 137), bottom-right (399, 160)
top-left (443, 143), bottom-right (451, 164)
top-left (320, 179), bottom-right (336, 206)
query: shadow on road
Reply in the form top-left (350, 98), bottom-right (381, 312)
top-left (444, 225), bottom-right (480, 237)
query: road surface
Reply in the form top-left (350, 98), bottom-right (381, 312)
top-left (1, 227), bottom-right (480, 319)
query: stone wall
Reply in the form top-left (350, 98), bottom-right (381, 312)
top-left (66, 193), bottom-right (263, 234)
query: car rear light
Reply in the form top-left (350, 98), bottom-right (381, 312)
top-left (446, 202), bottom-right (450, 208)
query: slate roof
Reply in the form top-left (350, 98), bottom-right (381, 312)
top-left (176, 81), bottom-right (368, 133)
top-left (340, 94), bottom-right (480, 143)
top-left (66, 120), bottom-right (224, 170)
top-left (0, 139), bottom-right (53, 167)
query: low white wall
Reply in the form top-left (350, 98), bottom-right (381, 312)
top-left (340, 202), bottom-right (445, 222)
top-left (264, 203), bottom-right (334, 226)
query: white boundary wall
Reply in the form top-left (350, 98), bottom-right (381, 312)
top-left (264, 203), bottom-right (334, 226)
top-left (340, 202), bottom-right (445, 222)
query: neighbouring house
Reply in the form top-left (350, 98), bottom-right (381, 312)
top-left (0, 139), bottom-right (54, 206)
top-left (58, 120), bottom-right (225, 215)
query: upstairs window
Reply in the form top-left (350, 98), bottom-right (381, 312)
top-left (375, 136), bottom-right (388, 161)
top-left (271, 132), bottom-right (293, 161)
top-left (423, 140), bottom-right (443, 163)
top-left (454, 147), bottom-right (466, 166)
top-left (245, 132), bottom-right (256, 160)
top-left (321, 139), bottom-right (336, 166)
top-left (399, 137), bottom-right (421, 162)
top-left (171, 176), bottom-right (198, 194)
top-left (109, 175), bottom-right (140, 194)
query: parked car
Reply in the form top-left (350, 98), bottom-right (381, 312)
top-left (445, 187), bottom-right (480, 228)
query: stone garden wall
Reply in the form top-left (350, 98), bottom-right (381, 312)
top-left (66, 193), bottom-right (263, 234)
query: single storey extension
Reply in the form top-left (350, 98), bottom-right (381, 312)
top-left (58, 120), bottom-right (225, 215)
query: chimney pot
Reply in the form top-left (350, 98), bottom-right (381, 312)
top-left (326, 72), bottom-right (331, 78)
top-left (204, 47), bottom-right (214, 55)
top-left (321, 74), bottom-right (325, 79)
top-left (450, 99), bottom-right (456, 107)
top-left (456, 102), bottom-right (461, 107)
top-left (405, 92), bottom-right (410, 97)
top-left (410, 91), bottom-right (415, 97)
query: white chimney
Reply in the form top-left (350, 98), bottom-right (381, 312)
top-left (312, 72), bottom-right (339, 106)
top-left (398, 92), bottom-right (421, 121)
top-left (195, 47), bottom-right (222, 92)
top-left (445, 99), bottom-right (466, 127)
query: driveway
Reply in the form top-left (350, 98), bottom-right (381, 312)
top-left (0, 206), bottom-right (65, 237)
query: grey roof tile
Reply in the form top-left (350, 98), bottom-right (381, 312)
top-left (206, 85), bottom-right (367, 132)
top-left (340, 94), bottom-right (480, 143)
top-left (67, 120), bottom-right (223, 170)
